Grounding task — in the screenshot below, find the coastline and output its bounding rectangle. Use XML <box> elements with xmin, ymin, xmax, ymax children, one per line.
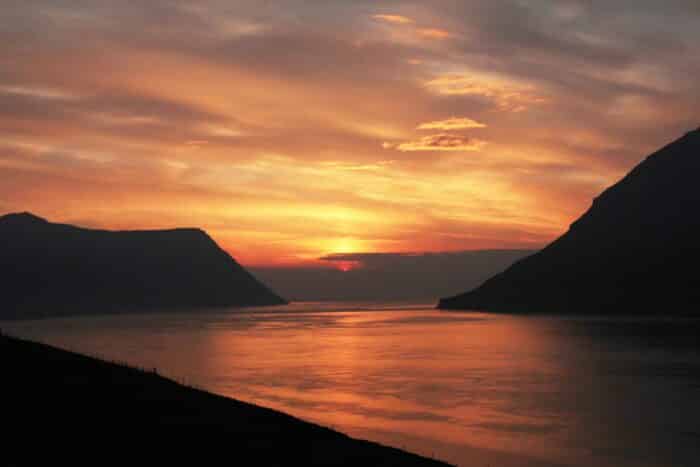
<box><xmin>2</xmin><ymin>332</ymin><xmax>449</xmax><ymax>466</ymax></box>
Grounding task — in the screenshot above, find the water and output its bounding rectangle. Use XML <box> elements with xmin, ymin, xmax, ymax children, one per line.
<box><xmin>3</xmin><ymin>302</ymin><xmax>700</xmax><ymax>467</ymax></box>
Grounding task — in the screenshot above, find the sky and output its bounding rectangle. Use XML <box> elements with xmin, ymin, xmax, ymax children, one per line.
<box><xmin>1</xmin><ymin>0</ymin><xmax>699</xmax><ymax>267</ymax></box>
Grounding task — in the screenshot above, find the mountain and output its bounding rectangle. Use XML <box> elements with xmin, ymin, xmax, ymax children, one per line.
<box><xmin>439</xmin><ymin>128</ymin><xmax>700</xmax><ymax>314</ymax></box>
<box><xmin>0</xmin><ymin>213</ymin><xmax>286</xmax><ymax>319</ymax></box>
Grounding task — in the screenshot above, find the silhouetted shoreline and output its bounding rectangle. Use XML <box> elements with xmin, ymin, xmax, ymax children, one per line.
<box><xmin>2</xmin><ymin>332</ymin><xmax>449</xmax><ymax>466</ymax></box>
<box><xmin>0</xmin><ymin>212</ymin><xmax>287</xmax><ymax>320</ymax></box>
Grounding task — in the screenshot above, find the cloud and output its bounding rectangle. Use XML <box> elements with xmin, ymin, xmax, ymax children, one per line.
<box><xmin>0</xmin><ymin>85</ymin><xmax>79</xmax><ymax>101</ymax></box>
<box><xmin>319</xmin><ymin>250</ymin><xmax>533</xmax><ymax>267</ymax></box>
<box><xmin>320</xmin><ymin>160</ymin><xmax>396</xmax><ymax>172</ymax></box>
<box><xmin>417</xmin><ymin>117</ymin><xmax>486</xmax><ymax>131</ymax></box>
<box><xmin>425</xmin><ymin>74</ymin><xmax>547</xmax><ymax>112</ymax></box>
<box><xmin>372</xmin><ymin>14</ymin><xmax>414</xmax><ymax>25</ymax></box>
<box><xmin>385</xmin><ymin>134</ymin><xmax>486</xmax><ymax>152</ymax></box>
<box><xmin>416</xmin><ymin>28</ymin><xmax>451</xmax><ymax>39</ymax></box>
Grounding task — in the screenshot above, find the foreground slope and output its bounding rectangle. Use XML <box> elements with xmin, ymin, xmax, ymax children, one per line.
<box><xmin>0</xmin><ymin>212</ymin><xmax>286</xmax><ymax>319</ymax></box>
<box><xmin>1</xmin><ymin>333</ymin><xmax>449</xmax><ymax>466</ymax></box>
<box><xmin>439</xmin><ymin>128</ymin><xmax>700</xmax><ymax>313</ymax></box>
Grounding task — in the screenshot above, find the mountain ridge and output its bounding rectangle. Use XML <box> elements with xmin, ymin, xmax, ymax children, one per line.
<box><xmin>438</xmin><ymin>127</ymin><xmax>700</xmax><ymax>314</ymax></box>
<box><xmin>0</xmin><ymin>212</ymin><xmax>287</xmax><ymax>320</ymax></box>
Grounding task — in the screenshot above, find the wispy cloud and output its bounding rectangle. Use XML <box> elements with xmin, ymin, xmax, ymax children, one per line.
<box><xmin>372</xmin><ymin>13</ymin><xmax>450</xmax><ymax>42</ymax></box>
<box><xmin>320</xmin><ymin>160</ymin><xmax>396</xmax><ymax>172</ymax></box>
<box><xmin>0</xmin><ymin>85</ymin><xmax>79</xmax><ymax>101</ymax></box>
<box><xmin>416</xmin><ymin>28</ymin><xmax>451</xmax><ymax>39</ymax></box>
<box><xmin>417</xmin><ymin>117</ymin><xmax>486</xmax><ymax>131</ymax></box>
<box><xmin>385</xmin><ymin>134</ymin><xmax>486</xmax><ymax>152</ymax></box>
<box><xmin>372</xmin><ymin>14</ymin><xmax>414</xmax><ymax>25</ymax></box>
<box><xmin>425</xmin><ymin>74</ymin><xmax>546</xmax><ymax>112</ymax></box>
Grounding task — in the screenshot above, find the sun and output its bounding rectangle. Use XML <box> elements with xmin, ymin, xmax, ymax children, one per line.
<box><xmin>322</xmin><ymin>237</ymin><xmax>365</xmax><ymax>272</ymax></box>
<box><xmin>335</xmin><ymin>261</ymin><xmax>359</xmax><ymax>272</ymax></box>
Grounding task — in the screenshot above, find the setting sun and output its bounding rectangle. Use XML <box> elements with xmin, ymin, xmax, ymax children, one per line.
<box><xmin>335</xmin><ymin>261</ymin><xmax>360</xmax><ymax>272</ymax></box>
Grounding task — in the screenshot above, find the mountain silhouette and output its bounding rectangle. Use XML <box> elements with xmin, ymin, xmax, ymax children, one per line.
<box><xmin>439</xmin><ymin>127</ymin><xmax>700</xmax><ymax>313</ymax></box>
<box><xmin>0</xmin><ymin>213</ymin><xmax>286</xmax><ymax>319</ymax></box>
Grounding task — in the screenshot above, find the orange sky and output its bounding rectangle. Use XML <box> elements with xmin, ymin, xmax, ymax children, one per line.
<box><xmin>1</xmin><ymin>1</ymin><xmax>698</xmax><ymax>266</ymax></box>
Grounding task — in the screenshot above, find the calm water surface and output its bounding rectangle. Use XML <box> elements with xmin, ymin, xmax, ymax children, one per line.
<box><xmin>4</xmin><ymin>302</ymin><xmax>700</xmax><ymax>467</ymax></box>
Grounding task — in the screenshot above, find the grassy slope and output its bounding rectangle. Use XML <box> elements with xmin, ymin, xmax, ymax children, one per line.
<box><xmin>2</xmin><ymin>333</ymin><xmax>450</xmax><ymax>466</ymax></box>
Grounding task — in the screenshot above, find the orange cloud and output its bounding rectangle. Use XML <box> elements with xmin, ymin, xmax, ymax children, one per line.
<box><xmin>372</xmin><ymin>14</ymin><xmax>414</xmax><ymax>25</ymax></box>
<box><xmin>417</xmin><ymin>117</ymin><xmax>487</xmax><ymax>131</ymax></box>
<box><xmin>0</xmin><ymin>85</ymin><xmax>78</xmax><ymax>101</ymax></box>
<box><xmin>417</xmin><ymin>28</ymin><xmax>451</xmax><ymax>39</ymax></box>
<box><xmin>425</xmin><ymin>74</ymin><xmax>547</xmax><ymax>112</ymax></box>
<box><xmin>386</xmin><ymin>134</ymin><xmax>487</xmax><ymax>152</ymax></box>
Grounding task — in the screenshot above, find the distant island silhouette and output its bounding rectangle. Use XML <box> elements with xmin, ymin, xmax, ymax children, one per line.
<box><xmin>2</xmin><ymin>333</ymin><xmax>449</xmax><ymax>466</ymax></box>
<box><xmin>252</xmin><ymin>249</ymin><xmax>535</xmax><ymax>302</ymax></box>
<box><xmin>0</xmin><ymin>212</ymin><xmax>286</xmax><ymax>319</ymax></box>
<box><xmin>439</xmin><ymin>127</ymin><xmax>700</xmax><ymax>313</ymax></box>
